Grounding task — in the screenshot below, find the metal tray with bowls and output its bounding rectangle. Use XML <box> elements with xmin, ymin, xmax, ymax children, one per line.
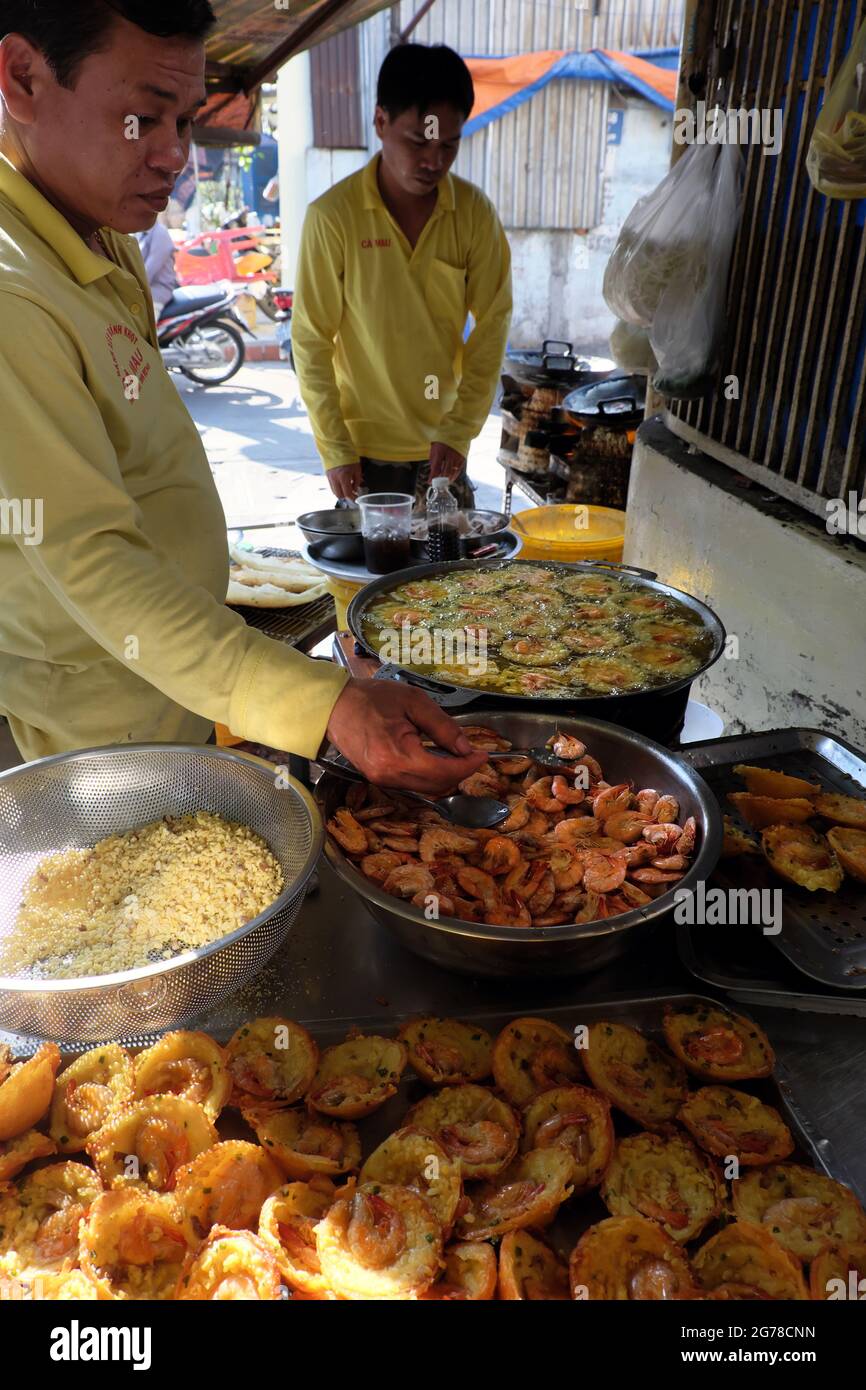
<box><xmin>347</xmin><ymin>557</ymin><xmax>726</xmax><ymax>745</ymax></box>
<box><xmin>681</xmin><ymin>728</ymin><xmax>866</xmax><ymax>993</ymax></box>
<box><xmin>0</xmin><ymin>745</ymin><xmax>322</xmax><ymax>1046</ymax></box>
<box><xmin>317</xmin><ymin>711</ymin><xmax>722</xmax><ymax>980</ymax></box>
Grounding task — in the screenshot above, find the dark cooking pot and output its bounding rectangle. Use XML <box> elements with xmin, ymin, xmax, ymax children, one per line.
<box><xmin>346</xmin><ymin>558</ymin><xmax>726</xmax><ymax>747</ymax></box>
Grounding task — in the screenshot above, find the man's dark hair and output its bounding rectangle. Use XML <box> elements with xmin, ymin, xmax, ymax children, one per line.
<box><xmin>0</xmin><ymin>0</ymin><xmax>216</xmax><ymax>87</ymax></box>
<box><xmin>377</xmin><ymin>43</ymin><xmax>474</xmax><ymax>121</ymax></box>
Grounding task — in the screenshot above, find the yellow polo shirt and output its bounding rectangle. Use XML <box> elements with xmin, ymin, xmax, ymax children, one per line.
<box><xmin>0</xmin><ymin>154</ymin><xmax>347</xmax><ymax>762</ymax></box>
<box><xmin>292</xmin><ymin>153</ymin><xmax>512</xmax><ymax>472</ymax></box>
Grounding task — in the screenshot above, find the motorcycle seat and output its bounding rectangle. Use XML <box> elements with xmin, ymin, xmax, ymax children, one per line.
<box><xmin>159</xmin><ymin>286</ymin><xmax>228</xmax><ymax>318</ymax></box>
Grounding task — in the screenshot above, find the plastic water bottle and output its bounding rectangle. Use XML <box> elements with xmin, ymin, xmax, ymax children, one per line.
<box><xmin>426</xmin><ymin>476</ymin><xmax>461</xmax><ymax>562</ymax></box>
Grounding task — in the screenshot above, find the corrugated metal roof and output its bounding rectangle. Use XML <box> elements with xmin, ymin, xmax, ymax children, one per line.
<box><xmin>206</xmin><ymin>0</ymin><xmax>395</xmax><ymax>93</ymax></box>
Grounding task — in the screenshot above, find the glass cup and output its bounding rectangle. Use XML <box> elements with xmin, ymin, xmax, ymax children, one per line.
<box><xmin>357</xmin><ymin>492</ymin><xmax>413</xmax><ymax>574</ymax></box>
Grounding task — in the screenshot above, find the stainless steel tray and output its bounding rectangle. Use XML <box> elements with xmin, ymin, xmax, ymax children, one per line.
<box><xmin>8</xmin><ymin>992</ymin><xmax>857</xmax><ymax>1258</ymax></box>
<box><xmin>682</xmin><ymin>728</ymin><xmax>866</xmax><ymax>991</ymax></box>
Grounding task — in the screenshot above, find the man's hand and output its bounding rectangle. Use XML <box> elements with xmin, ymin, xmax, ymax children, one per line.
<box><xmin>327</xmin><ymin>463</ymin><xmax>363</xmax><ymax>501</ymax></box>
<box><xmin>428</xmin><ymin>442</ymin><xmax>466</xmax><ymax>483</ymax></box>
<box><xmin>325</xmin><ymin>677</ymin><xmax>488</xmax><ymax>794</ymax></box>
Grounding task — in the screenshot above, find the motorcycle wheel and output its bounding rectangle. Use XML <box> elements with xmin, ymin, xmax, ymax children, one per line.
<box><xmin>180</xmin><ymin>319</ymin><xmax>245</xmax><ymax>386</ymax></box>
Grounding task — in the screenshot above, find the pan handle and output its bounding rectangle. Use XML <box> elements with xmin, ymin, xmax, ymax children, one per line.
<box><xmin>373</xmin><ymin>664</ymin><xmax>479</xmax><ymax>707</ymax></box>
<box><xmin>542</xmin><ymin>339</ymin><xmax>573</xmax><ymax>355</ymax></box>
<box><xmin>572</xmin><ymin>558</ymin><xmax>658</xmax><ymax>581</ymax></box>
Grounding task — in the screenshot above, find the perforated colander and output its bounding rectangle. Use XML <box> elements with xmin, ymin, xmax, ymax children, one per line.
<box><xmin>0</xmin><ymin>744</ymin><xmax>322</xmax><ymax>1045</ymax></box>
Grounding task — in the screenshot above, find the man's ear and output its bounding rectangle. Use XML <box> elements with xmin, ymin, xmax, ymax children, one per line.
<box><xmin>373</xmin><ymin>106</ymin><xmax>388</xmax><ymax>138</ymax></box>
<box><xmin>0</xmin><ymin>34</ymin><xmax>49</xmax><ymax>124</ymax></box>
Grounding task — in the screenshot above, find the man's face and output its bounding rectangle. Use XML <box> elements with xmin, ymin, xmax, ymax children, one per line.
<box><xmin>3</xmin><ymin>16</ymin><xmax>206</xmax><ymax>232</ymax></box>
<box><xmin>374</xmin><ymin>101</ymin><xmax>463</xmax><ymax>197</ymax></box>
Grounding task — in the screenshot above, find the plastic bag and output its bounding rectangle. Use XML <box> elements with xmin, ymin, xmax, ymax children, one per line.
<box><xmin>807</xmin><ymin>18</ymin><xmax>866</xmax><ymax>198</ymax></box>
<box><xmin>603</xmin><ymin>143</ymin><xmax>721</xmax><ymax>328</ymax></box>
<box><xmin>609</xmin><ymin>318</ymin><xmax>657</xmax><ymax>375</ymax></box>
<box><xmin>649</xmin><ymin>143</ymin><xmax>743</xmax><ymax>397</ymax></box>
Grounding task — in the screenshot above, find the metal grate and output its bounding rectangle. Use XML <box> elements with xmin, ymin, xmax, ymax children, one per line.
<box><xmin>231</xmin><ymin>547</ymin><xmax>336</xmax><ymax>648</ymax></box>
<box><xmin>668</xmin><ymin>0</ymin><xmax>866</xmax><ymax>520</ymax></box>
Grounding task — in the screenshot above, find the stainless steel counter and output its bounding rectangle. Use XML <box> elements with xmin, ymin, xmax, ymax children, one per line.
<box><xmin>193</xmin><ymin>860</ymin><xmax>866</xmax><ymax>1200</ymax></box>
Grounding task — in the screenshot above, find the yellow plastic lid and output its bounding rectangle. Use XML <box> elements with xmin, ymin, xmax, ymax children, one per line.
<box><xmin>509</xmin><ymin>505</ymin><xmax>626</xmax><ymax>562</ymax></box>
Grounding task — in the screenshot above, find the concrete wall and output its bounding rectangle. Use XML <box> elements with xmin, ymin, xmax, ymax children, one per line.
<box><xmin>508</xmin><ymin>99</ymin><xmax>673</xmax><ymax>351</ymax></box>
<box><xmin>624</xmin><ymin>418</ymin><xmax>866</xmax><ymax>745</ymax></box>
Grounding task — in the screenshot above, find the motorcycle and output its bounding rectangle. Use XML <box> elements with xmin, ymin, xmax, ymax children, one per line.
<box><xmin>272</xmin><ymin>286</ymin><xmax>294</xmax><ymax>370</ymax></box>
<box><xmin>157</xmin><ymin>281</ymin><xmax>254</xmax><ymax>386</ymax></box>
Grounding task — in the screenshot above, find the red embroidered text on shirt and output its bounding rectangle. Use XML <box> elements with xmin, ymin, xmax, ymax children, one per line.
<box><xmin>360</xmin><ymin>239</ymin><xmax>391</xmax><ymax>248</ymax></box>
<box><xmin>105</xmin><ymin>322</ymin><xmax>151</xmax><ymax>399</ymax></box>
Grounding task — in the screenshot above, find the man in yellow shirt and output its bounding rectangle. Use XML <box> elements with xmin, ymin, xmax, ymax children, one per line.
<box><xmin>0</xmin><ymin>2</ymin><xmax>486</xmax><ymax>791</ymax></box>
<box><xmin>293</xmin><ymin>43</ymin><xmax>513</xmax><ymax>504</ymax></box>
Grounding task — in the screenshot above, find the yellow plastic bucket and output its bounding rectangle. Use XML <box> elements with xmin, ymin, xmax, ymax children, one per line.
<box><xmin>510</xmin><ymin>505</ymin><xmax>626</xmax><ymax>564</ymax></box>
<box><xmin>324</xmin><ymin>574</ymin><xmax>366</xmax><ymax>630</ymax></box>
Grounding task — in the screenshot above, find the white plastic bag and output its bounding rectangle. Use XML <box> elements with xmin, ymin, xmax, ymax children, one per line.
<box><xmin>603</xmin><ymin>143</ymin><xmax>720</xmax><ymax>329</ymax></box>
<box><xmin>609</xmin><ymin>318</ymin><xmax>657</xmax><ymax>375</ymax></box>
<box><xmin>650</xmin><ymin>143</ymin><xmax>743</xmax><ymax>397</ymax></box>
<box><xmin>807</xmin><ymin>18</ymin><xmax>866</xmax><ymax>198</ymax></box>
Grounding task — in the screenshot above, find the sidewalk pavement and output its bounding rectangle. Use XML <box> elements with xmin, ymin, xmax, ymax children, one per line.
<box><xmin>179</xmin><ymin>359</ymin><xmax>534</xmax><ymax>546</ymax></box>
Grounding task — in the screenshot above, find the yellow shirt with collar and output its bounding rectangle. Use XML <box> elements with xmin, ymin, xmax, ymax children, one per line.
<box><xmin>292</xmin><ymin>153</ymin><xmax>512</xmax><ymax>472</ymax></box>
<box><xmin>0</xmin><ymin>153</ymin><xmax>347</xmax><ymax>762</ymax></box>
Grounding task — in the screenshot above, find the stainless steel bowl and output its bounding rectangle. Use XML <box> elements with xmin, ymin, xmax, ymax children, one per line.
<box><xmin>318</xmin><ymin>712</ymin><xmax>722</xmax><ymax>979</ymax></box>
<box><xmin>0</xmin><ymin>744</ymin><xmax>322</xmax><ymax>1045</ymax></box>
<box><xmin>297</xmin><ymin>508</ymin><xmax>364</xmax><ymax>563</ymax></box>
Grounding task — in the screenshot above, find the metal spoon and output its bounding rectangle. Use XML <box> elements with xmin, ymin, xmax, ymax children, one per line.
<box><xmin>486</xmin><ymin>746</ymin><xmax>589</xmax><ymax>775</ymax></box>
<box><xmin>316</xmin><ymin>756</ymin><xmax>511</xmax><ymax>829</ymax></box>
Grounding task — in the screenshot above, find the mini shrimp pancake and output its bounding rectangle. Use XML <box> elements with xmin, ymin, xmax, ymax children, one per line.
<box><xmin>632</xmin><ymin>617</ymin><xmax>703</xmax><ymax>646</ymax></box>
<box><xmin>173</xmin><ymin>1141</ymin><xmax>283</xmax><ymax>1243</ymax></box>
<box><xmin>315</xmin><ymin>1182</ymin><xmax>443</xmax><ymax>1301</ymax></box>
<box><xmin>242</xmin><ymin>1105</ymin><xmax>360</xmax><ymax>1179</ymax></box>
<box><xmin>307</xmin><ymin>1035</ymin><xmax>407</xmax><ymax>1119</ymax></box>
<box><xmin>422</xmin><ymin>1241</ymin><xmax>497</xmax><ymax>1300</ymax></box>
<box><xmin>600</xmin><ymin>1133</ymin><xmax>724</xmax><ymax>1243</ymax></box>
<box><xmin>0</xmin><ymin>1162</ymin><xmax>103</xmax><ymax>1277</ymax></box>
<box><xmin>86</xmin><ymin>1095</ymin><xmax>217</xmax><ymax>1192</ymax></box>
<box><xmin>520</xmin><ymin>1084</ymin><xmax>614</xmax><ymax>1195</ymax></box>
<box><xmin>692</xmin><ymin>1221</ymin><xmax>808</xmax><ymax>1300</ymax></box>
<box><xmin>662</xmin><ymin>1004</ymin><xmax>775</xmax><ymax>1082</ymax></box>
<box><xmin>492</xmin><ymin>1017</ymin><xmax>583</xmax><ymax>1107</ymax></box>
<box><xmin>80</xmin><ymin>1188</ymin><xmax>192</xmax><ymax>1300</ymax></box>
<box><xmin>258</xmin><ymin>1180</ymin><xmax>336</xmax><ymax>1298</ymax></box>
<box><xmin>582</xmin><ymin>1022</ymin><xmax>687</xmax><ymax>1130</ymax></box>
<box><xmin>226</xmin><ymin>1017</ymin><xmax>318</xmax><ymax>1107</ymax></box>
<box><xmin>51</xmin><ymin>1044</ymin><xmax>133</xmax><ymax>1153</ymax></box>
<box><xmin>732</xmin><ymin>764</ymin><xmax>821</xmax><ymax>799</ymax></box>
<box><xmin>731</xmin><ymin>1163</ymin><xmax>866</xmax><ymax>1262</ymax></box>
<box><xmin>30</xmin><ymin>1269</ymin><xmax>104</xmax><ymax>1300</ymax></box>
<box><xmin>405</xmin><ymin>1084</ymin><xmax>519</xmax><ymax>1180</ymax></box>
<box><xmin>727</xmin><ymin>792</ymin><xmax>815</xmax><ymax>830</ymax></box>
<box><xmin>561</xmin><ymin>624</ymin><xmax>625</xmax><ymax>654</ymax></box>
<box><xmin>761</xmin><ymin>824</ymin><xmax>844</xmax><ymax>892</ymax></box>
<box><xmin>133</xmin><ymin>1031</ymin><xmax>231</xmax><ymax>1122</ymax></box>
<box><xmin>360</xmin><ymin>1128</ymin><xmax>461</xmax><ymax>1237</ymax></box>
<box><xmin>399</xmin><ymin>1017</ymin><xmax>493</xmax><ymax>1085</ymax></box>
<box><xmin>175</xmin><ymin>1227</ymin><xmax>284</xmax><ymax>1300</ymax></box>
<box><xmin>0</xmin><ymin>1129</ymin><xmax>56</xmax><ymax>1182</ymax></box>
<box><xmin>0</xmin><ymin>1043</ymin><xmax>61</xmax><ymax>1141</ymax></box>
<box><xmin>627</xmin><ymin>643</ymin><xmax>700</xmax><ymax>679</ymax></box>
<box><xmin>678</xmin><ymin>1086</ymin><xmax>794</xmax><ymax>1166</ymax></box>
<box><xmin>498</xmin><ymin>1230</ymin><xmax>570</xmax><ymax>1300</ymax></box>
<box><xmin>809</xmin><ymin>1241</ymin><xmax>866</xmax><ymax>1300</ymax></box>
<box><xmin>456</xmin><ymin>1147</ymin><xmax>573</xmax><ymax>1240</ymax></box>
<box><xmin>614</xmin><ymin>590</ymin><xmax>671</xmax><ymax>614</ymax></box>
<box><xmin>566</xmin><ymin>655</ymin><xmax>646</xmax><ymax>693</ymax></box>
<box><xmin>826</xmin><ymin>826</ymin><xmax>866</xmax><ymax>883</ymax></box>
<box><xmin>499</xmin><ymin>637</ymin><xmax>569</xmax><ymax>667</ymax></box>
<box><xmin>569</xmin><ymin>1215</ymin><xmax>697</xmax><ymax>1300</ymax></box>
<box><xmin>813</xmin><ymin>791</ymin><xmax>866</xmax><ymax>829</ymax></box>
<box><xmin>558</xmin><ymin>574</ymin><xmax>622</xmax><ymax>597</ymax></box>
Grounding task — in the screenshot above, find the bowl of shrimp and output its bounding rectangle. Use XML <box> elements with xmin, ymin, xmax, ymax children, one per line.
<box><xmin>318</xmin><ymin>713</ymin><xmax>723</xmax><ymax>978</ymax></box>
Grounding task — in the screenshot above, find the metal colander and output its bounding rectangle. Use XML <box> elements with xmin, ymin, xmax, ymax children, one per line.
<box><xmin>0</xmin><ymin>744</ymin><xmax>322</xmax><ymax>1046</ymax></box>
